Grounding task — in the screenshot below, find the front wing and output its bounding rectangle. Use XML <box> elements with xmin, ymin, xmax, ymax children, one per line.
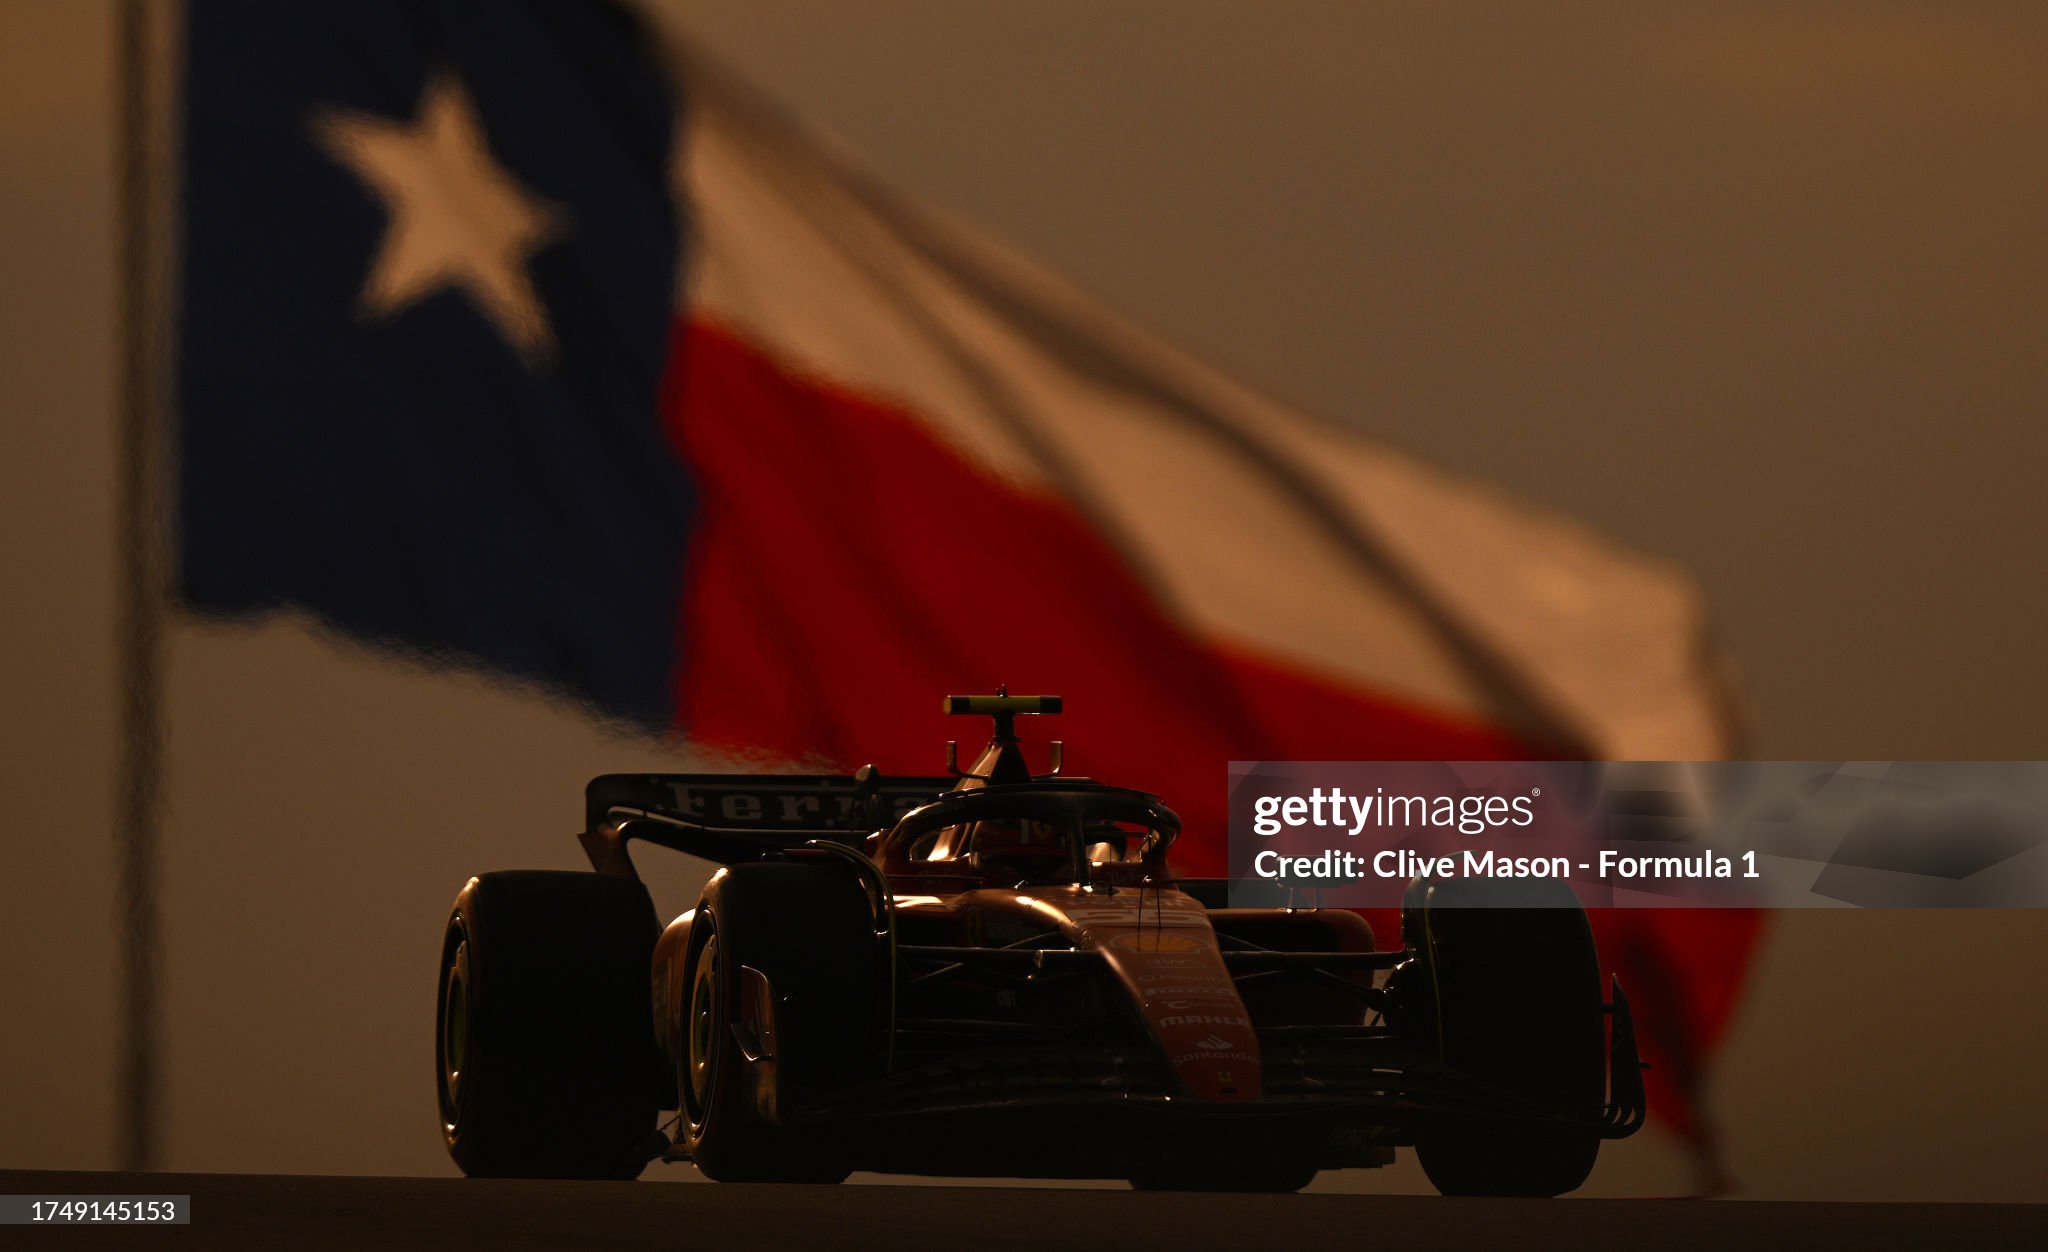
<box><xmin>668</xmin><ymin>971</ymin><xmax>1646</xmax><ymax>1176</ymax></box>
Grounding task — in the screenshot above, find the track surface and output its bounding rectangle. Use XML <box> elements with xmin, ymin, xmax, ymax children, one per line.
<box><xmin>3</xmin><ymin>1171</ymin><xmax>2044</xmax><ymax>1250</ymax></box>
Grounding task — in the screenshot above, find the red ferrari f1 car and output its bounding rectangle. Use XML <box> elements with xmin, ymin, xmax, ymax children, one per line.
<box><xmin>435</xmin><ymin>695</ymin><xmax>1644</xmax><ymax>1194</ymax></box>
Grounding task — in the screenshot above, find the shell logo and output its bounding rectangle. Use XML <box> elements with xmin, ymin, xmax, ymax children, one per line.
<box><xmin>1108</xmin><ymin>930</ymin><xmax>1207</xmax><ymax>953</ymax></box>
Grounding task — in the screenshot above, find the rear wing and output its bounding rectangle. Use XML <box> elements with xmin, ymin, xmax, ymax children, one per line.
<box><xmin>580</xmin><ymin>771</ymin><xmax>955</xmax><ymax>876</ymax></box>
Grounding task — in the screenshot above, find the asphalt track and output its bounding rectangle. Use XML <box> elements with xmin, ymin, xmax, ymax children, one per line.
<box><xmin>4</xmin><ymin>1171</ymin><xmax>2044</xmax><ymax>1250</ymax></box>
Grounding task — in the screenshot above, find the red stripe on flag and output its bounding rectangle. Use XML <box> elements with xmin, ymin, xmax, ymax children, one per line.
<box><xmin>661</xmin><ymin>315</ymin><xmax>1758</xmax><ymax>1151</ymax></box>
<box><xmin>662</xmin><ymin>318</ymin><xmax>1526</xmax><ymax>786</ymax></box>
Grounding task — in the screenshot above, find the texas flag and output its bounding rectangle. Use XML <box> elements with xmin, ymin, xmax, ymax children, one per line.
<box><xmin>178</xmin><ymin>1</ymin><xmax>1757</xmax><ymax>1168</ymax></box>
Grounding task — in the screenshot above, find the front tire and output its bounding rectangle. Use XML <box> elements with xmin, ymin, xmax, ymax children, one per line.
<box><xmin>681</xmin><ymin>861</ymin><xmax>884</xmax><ymax>1183</ymax></box>
<box><xmin>1403</xmin><ymin>876</ymin><xmax>1605</xmax><ymax>1197</ymax></box>
<box><xmin>437</xmin><ymin>871</ymin><xmax>662</xmax><ymax>1179</ymax></box>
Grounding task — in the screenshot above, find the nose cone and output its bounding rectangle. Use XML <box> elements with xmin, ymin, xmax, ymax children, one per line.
<box><xmin>1091</xmin><ymin>923</ymin><xmax>1262</xmax><ymax>1102</ymax></box>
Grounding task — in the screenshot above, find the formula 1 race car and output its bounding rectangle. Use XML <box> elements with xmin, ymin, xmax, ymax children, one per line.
<box><xmin>434</xmin><ymin>694</ymin><xmax>1644</xmax><ymax>1194</ymax></box>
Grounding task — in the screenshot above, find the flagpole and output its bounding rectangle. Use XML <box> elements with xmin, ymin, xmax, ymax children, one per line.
<box><xmin>115</xmin><ymin>0</ymin><xmax>167</xmax><ymax>1173</ymax></box>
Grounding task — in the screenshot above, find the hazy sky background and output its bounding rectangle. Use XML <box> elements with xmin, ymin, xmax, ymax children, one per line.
<box><xmin>2</xmin><ymin>0</ymin><xmax>2045</xmax><ymax>1200</ymax></box>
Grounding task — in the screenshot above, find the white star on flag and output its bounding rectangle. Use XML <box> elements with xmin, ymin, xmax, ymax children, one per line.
<box><xmin>314</xmin><ymin>74</ymin><xmax>567</xmax><ymax>360</ymax></box>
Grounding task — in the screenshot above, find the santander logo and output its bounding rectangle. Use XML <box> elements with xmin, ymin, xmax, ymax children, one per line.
<box><xmin>1192</xmin><ymin>1033</ymin><xmax>1236</xmax><ymax>1051</ymax></box>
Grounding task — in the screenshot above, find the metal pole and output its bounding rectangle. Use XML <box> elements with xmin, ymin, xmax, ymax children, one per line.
<box><xmin>114</xmin><ymin>0</ymin><xmax>165</xmax><ymax>1173</ymax></box>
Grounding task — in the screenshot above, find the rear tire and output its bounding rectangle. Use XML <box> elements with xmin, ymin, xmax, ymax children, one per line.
<box><xmin>1404</xmin><ymin>876</ymin><xmax>1605</xmax><ymax>1197</ymax></box>
<box><xmin>437</xmin><ymin>871</ymin><xmax>662</xmax><ymax>1179</ymax></box>
<box><xmin>681</xmin><ymin>862</ymin><xmax>884</xmax><ymax>1183</ymax></box>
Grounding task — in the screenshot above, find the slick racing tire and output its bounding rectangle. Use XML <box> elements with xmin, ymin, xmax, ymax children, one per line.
<box><xmin>437</xmin><ymin>871</ymin><xmax>663</xmax><ymax>1179</ymax></box>
<box><xmin>681</xmin><ymin>862</ymin><xmax>884</xmax><ymax>1183</ymax></box>
<box><xmin>1403</xmin><ymin>876</ymin><xmax>1605</xmax><ymax>1198</ymax></box>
